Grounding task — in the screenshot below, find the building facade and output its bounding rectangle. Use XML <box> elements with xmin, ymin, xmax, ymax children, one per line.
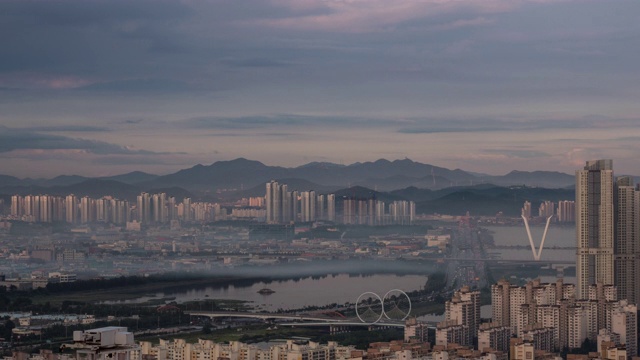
<box><xmin>576</xmin><ymin>159</ymin><xmax>614</xmax><ymax>299</ymax></box>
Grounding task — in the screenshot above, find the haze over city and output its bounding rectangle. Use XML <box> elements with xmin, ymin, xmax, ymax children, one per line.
<box><xmin>2</xmin><ymin>0</ymin><xmax>640</xmax><ymax>177</ymax></box>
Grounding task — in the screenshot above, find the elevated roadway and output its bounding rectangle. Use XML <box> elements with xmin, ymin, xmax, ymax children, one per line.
<box><xmin>186</xmin><ymin>311</ymin><xmax>440</xmax><ymax>332</ymax></box>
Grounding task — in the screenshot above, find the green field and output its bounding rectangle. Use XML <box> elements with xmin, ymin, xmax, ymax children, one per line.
<box><xmin>137</xmin><ymin>324</ymin><xmax>323</xmax><ymax>344</ymax></box>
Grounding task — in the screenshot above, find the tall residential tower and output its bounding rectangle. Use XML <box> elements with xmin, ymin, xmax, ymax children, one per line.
<box><xmin>614</xmin><ymin>176</ymin><xmax>640</xmax><ymax>305</ymax></box>
<box><xmin>576</xmin><ymin>159</ymin><xmax>614</xmax><ymax>300</ymax></box>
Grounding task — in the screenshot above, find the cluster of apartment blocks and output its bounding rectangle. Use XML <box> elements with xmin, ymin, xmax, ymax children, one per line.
<box><xmin>429</xmin><ymin>279</ymin><xmax>637</xmax><ymax>358</ymax></box>
<box><xmin>265</xmin><ymin>181</ymin><xmax>337</xmax><ymax>224</ymax></box>
<box><xmin>137</xmin><ymin>339</ymin><xmax>359</xmax><ymax>360</ymax></box>
<box><xmin>521</xmin><ymin>200</ymin><xmax>575</xmax><ymax>223</ymax></box>
<box><xmin>265</xmin><ymin>181</ymin><xmax>415</xmax><ymax>225</ymax></box>
<box><xmin>10</xmin><ymin>194</ymin><xmax>132</xmax><ymax>224</ymax></box>
<box><xmin>9</xmin><ymin>182</ymin><xmax>416</xmax><ymax>227</ymax></box>
<box><xmin>9</xmin><ymin>322</ymin><xmax>636</xmax><ymax>360</ymax></box>
<box><xmin>342</xmin><ymin>198</ymin><xmax>415</xmax><ymax>226</ymax></box>
<box><xmin>8</xmin><ymin>193</ymin><xmax>254</xmax><ymax>226</ymax></box>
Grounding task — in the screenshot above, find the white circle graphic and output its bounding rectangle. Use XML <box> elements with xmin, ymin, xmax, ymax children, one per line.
<box><xmin>355</xmin><ymin>289</ymin><xmax>412</xmax><ymax>324</ymax></box>
<box><xmin>355</xmin><ymin>292</ymin><xmax>384</xmax><ymax>324</ymax></box>
<box><xmin>382</xmin><ymin>289</ymin><xmax>412</xmax><ymax>321</ymax></box>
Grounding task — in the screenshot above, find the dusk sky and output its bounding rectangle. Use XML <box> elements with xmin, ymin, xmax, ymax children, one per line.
<box><xmin>2</xmin><ymin>0</ymin><xmax>640</xmax><ymax>178</ymax></box>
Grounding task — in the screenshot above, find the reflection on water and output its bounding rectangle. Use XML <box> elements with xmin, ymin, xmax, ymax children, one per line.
<box><xmin>105</xmin><ymin>274</ymin><xmax>428</xmax><ymax>311</ymax></box>
<box><xmin>485</xmin><ymin>225</ymin><xmax>575</xmax><ymax>247</ymax></box>
<box><xmin>485</xmin><ymin>225</ymin><xmax>576</xmax><ymax>262</ymax></box>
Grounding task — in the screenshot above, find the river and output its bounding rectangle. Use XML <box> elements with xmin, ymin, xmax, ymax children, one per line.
<box><xmin>104</xmin><ymin>273</ymin><xmax>428</xmax><ymax>311</ymax></box>
<box><xmin>484</xmin><ymin>224</ymin><xmax>575</xmax><ymax>262</ymax></box>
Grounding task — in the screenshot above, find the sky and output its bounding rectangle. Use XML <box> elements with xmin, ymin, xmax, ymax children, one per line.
<box><xmin>2</xmin><ymin>0</ymin><xmax>640</xmax><ymax>178</ymax></box>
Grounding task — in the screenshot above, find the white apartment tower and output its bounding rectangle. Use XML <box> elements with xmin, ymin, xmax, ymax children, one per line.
<box><xmin>327</xmin><ymin>194</ymin><xmax>335</xmax><ymax>222</ymax></box>
<box><xmin>611</xmin><ymin>300</ymin><xmax>638</xmax><ymax>357</ymax></box>
<box><xmin>478</xmin><ymin>322</ymin><xmax>511</xmax><ymax>352</ymax></box>
<box><xmin>444</xmin><ymin>286</ymin><xmax>480</xmax><ymax>346</ymax></box>
<box><xmin>521</xmin><ymin>201</ymin><xmax>532</xmax><ymax>219</ymax></box>
<box><xmin>614</xmin><ymin>176</ymin><xmax>640</xmax><ymax>305</ymax></box>
<box><xmin>576</xmin><ymin>159</ymin><xmax>614</xmax><ymax>299</ymax></box>
<box><xmin>557</xmin><ymin>200</ymin><xmax>575</xmax><ymax>223</ymax></box>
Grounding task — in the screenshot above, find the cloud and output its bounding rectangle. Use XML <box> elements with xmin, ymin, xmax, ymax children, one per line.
<box><xmin>182</xmin><ymin>114</ymin><xmax>401</xmax><ymax>130</ymax></box>
<box><xmin>75</xmin><ymin>78</ymin><xmax>199</xmax><ymax>93</ymax></box>
<box><xmin>397</xmin><ymin>117</ymin><xmax>640</xmax><ymax>134</ymax></box>
<box><xmin>22</xmin><ymin>125</ymin><xmax>111</xmax><ymax>132</ymax></box>
<box><xmin>91</xmin><ymin>155</ymin><xmax>188</xmax><ymax>166</ymax></box>
<box><xmin>222</xmin><ymin>58</ymin><xmax>293</xmax><ymax>68</ymax></box>
<box><xmin>1</xmin><ymin>0</ymin><xmax>640</xmax><ymax>178</ymax></box>
<box><xmin>0</xmin><ymin>127</ymin><xmax>158</xmax><ymax>155</ymax></box>
<box><xmin>259</xmin><ymin>0</ymin><xmax>513</xmax><ymax>33</ymax></box>
<box><xmin>0</xmin><ymin>73</ymin><xmax>92</xmax><ymax>90</ymax></box>
<box><xmin>565</xmin><ymin>148</ymin><xmax>604</xmax><ymax>168</ymax></box>
<box><xmin>483</xmin><ymin>149</ymin><xmax>551</xmax><ymax>158</ymax></box>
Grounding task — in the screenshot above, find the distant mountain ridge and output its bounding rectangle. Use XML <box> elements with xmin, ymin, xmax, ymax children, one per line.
<box><xmin>476</xmin><ymin>170</ymin><xmax>576</xmax><ymax>189</ymax></box>
<box><xmin>133</xmin><ymin>158</ymin><xmax>575</xmax><ymax>193</ymax></box>
<box><xmin>0</xmin><ymin>158</ymin><xmax>577</xmax><ymax>198</ymax></box>
<box><xmin>0</xmin><ymin>179</ymin><xmax>193</xmax><ymax>202</ymax></box>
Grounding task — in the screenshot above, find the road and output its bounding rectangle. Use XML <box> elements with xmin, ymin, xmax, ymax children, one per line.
<box><xmin>446</xmin><ymin>220</ymin><xmax>488</xmax><ymax>290</ymax></box>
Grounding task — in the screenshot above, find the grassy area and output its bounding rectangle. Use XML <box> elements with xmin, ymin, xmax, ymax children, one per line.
<box><xmin>411</xmin><ymin>301</ymin><xmax>445</xmax><ymax>316</ymax></box>
<box><xmin>137</xmin><ymin>324</ymin><xmax>324</xmax><ymax>344</ymax></box>
<box><xmin>30</xmin><ymin>279</ymin><xmax>255</xmax><ymax>306</ymax></box>
<box><xmin>31</xmin><ymin>280</ymin><xmax>193</xmax><ymax>304</ymax></box>
<box><xmin>183</xmin><ymin>299</ymin><xmax>254</xmax><ymax>312</ymax></box>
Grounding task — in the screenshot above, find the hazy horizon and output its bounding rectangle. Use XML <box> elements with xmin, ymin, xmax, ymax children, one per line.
<box><xmin>2</xmin><ymin>0</ymin><xmax>640</xmax><ymax>177</ymax></box>
<box><xmin>0</xmin><ymin>156</ymin><xmax>583</xmax><ymax>179</ymax></box>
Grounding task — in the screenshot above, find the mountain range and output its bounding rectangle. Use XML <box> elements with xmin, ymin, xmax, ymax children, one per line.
<box><xmin>0</xmin><ymin>158</ymin><xmax>576</xmax><ymax>195</ymax></box>
<box><xmin>0</xmin><ymin>158</ymin><xmax>581</xmax><ymax>216</ymax></box>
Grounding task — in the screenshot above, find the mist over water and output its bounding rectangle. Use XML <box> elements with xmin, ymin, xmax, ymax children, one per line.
<box><xmin>193</xmin><ymin>259</ymin><xmax>436</xmax><ymax>278</ymax></box>
<box><xmin>485</xmin><ymin>225</ymin><xmax>576</xmax><ymax>262</ymax></box>
<box><xmin>101</xmin><ymin>260</ymin><xmax>436</xmax><ymax>310</ymax></box>
<box><xmin>105</xmin><ymin>273</ymin><xmax>428</xmax><ymax>311</ymax></box>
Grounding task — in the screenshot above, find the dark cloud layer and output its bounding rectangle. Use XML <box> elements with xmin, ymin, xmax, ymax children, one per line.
<box><xmin>1</xmin><ymin>0</ymin><xmax>640</xmax><ymax>176</ymax></box>
<box><xmin>24</xmin><ymin>125</ymin><xmax>110</xmax><ymax>132</ymax></box>
<box><xmin>397</xmin><ymin>118</ymin><xmax>639</xmax><ymax>134</ymax></box>
<box><xmin>0</xmin><ymin>127</ymin><xmax>153</xmax><ymax>155</ymax></box>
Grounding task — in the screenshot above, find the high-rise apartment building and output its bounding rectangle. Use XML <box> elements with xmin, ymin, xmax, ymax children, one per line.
<box><xmin>490</xmin><ymin>278</ymin><xmax>628</xmax><ymax>351</ymax></box>
<box><xmin>478</xmin><ymin>323</ymin><xmax>511</xmax><ymax>352</ymax></box>
<box><xmin>611</xmin><ymin>300</ymin><xmax>638</xmax><ymax>357</ymax></box>
<box><xmin>538</xmin><ymin>201</ymin><xmax>555</xmax><ymax>218</ymax></box>
<box><xmin>327</xmin><ymin>194</ymin><xmax>336</xmax><ymax>222</ymax></box>
<box><xmin>266</xmin><ymin>181</ymin><xmax>288</xmax><ymax>223</ymax></box>
<box><xmin>65</xmin><ymin>194</ymin><xmax>78</xmax><ymax>224</ymax></box>
<box><xmin>182</xmin><ymin>198</ymin><xmax>192</xmax><ymax>222</ymax></box>
<box><xmin>576</xmin><ymin>159</ymin><xmax>614</xmax><ymax>299</ymax></box>
<box><xmin>441</xmin><ymin>286</ymin><xmax>480</xmax><ymax>346</ymax></box>
<box><xmin>80</xmin><ymin>196</ymin><xmax>96</xmax><ymax>224</ymax></box>
<box><xmin>521</xmin><ymin>201</ymin><xmax>532</xmax><ymax>219</ymax></box>
<box><xmin>575</xmin><ymin>160</ymin><xmax>640</xmax><ymax>307</ymax></box>
<box><xmin>265</xmin><ymin>181</ymin><xmax>335</xmax><ymax>224</ymax></box>
<box><xmin>614</xmin><ymin>176</ymin><xmax>640</xmax><ymax>305</ymax></box>
<box><xmin>557</xmin><ymin>200</ymin><xmax>575</xmax><ymax>223</ymax></box>
<box><xmin>317</xmin><ymin>194</ymin><xmax>325</xmax><ymax>220</ymax></box>
<box><xmin>137</xmin><ymin>192</ymin><xmax>151</xmax><ymax>224</ymax></box>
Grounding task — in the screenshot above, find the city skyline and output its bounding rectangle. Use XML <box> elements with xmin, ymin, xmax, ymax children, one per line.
<box><xmin>2</xmin><ymin>0</ymin><xmax>640</xmax><ymax>177</ymax></box>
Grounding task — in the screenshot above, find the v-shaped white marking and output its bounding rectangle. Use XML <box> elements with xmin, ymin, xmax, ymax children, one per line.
<box><xmin>522</xmin><ymin>215</ymin><xmax>552</xmax><ymax>261</ymax></box>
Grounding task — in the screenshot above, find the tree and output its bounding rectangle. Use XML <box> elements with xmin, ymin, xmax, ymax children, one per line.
<box><xmin>1</xmin><ymin>319</ymin><xmax>15</xmax><ymax>339</ymax></box>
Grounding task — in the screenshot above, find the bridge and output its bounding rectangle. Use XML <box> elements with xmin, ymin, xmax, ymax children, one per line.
<box><xmin>443</xmin><ymin>258</ymin><xmax>574</xmax><ymax>265</ymax></box>
<box><xmin>186</xmin><ymin>311</ymin><xmax>440</xmax><ymax>333</ymax></box>
<box><xmin>279</xmin><ymin>321</ymin><xmax>438</xmax><ymax>334</ymax></box>
<box><xmin>280</xmin><ymin>321</ymin><xmax>405</xmax><ymax>328</ymax></box>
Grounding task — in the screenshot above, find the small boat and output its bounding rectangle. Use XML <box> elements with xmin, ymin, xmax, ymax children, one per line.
<box><xmin>257</xmin><ymin>288</ymin><xmax>275</xmax><ymax>295</ymax></box>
